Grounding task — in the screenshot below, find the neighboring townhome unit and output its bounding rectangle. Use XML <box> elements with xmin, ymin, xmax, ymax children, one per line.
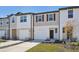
<box><xmin>34</xmin><ymin>11</ymin><xmax>60</xmax><ymax>41</ymax></box>
<box><xmin>59</xmin><ymin>6</ymin><xmax>79</xmax><ymax>41</ymax></box>
<box><xmin>0</xmin><ymin>17</ymin><xmax>9</xmax><ymax>39</ymax></box>
<box><xmin>9</xmin><ymin>12</ymin><xmax>34</xmax><ymax>41</ymax></box>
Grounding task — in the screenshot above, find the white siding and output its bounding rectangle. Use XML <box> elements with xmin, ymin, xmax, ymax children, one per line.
<box><xmin>60</xmin><ymin>8</ymin><xmax>79</xmax><ymax>40</ymax></box>
<box><xmin>17</xmin><ymin>15</ymin><xmax>32</xmax><ymax>29</ymax></box>
<box><xmin>34</xmin><ymin>25</ymin><xmax>59</xmax><ymax>41</ymax></box>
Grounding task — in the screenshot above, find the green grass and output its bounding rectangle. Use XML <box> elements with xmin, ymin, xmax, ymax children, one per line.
<box><xmin>0</xmin><ymin>39</ymin><xmax>6</xmax><ymax>43</ymax></box>
<box><xmin>27</xmin><ymin>43</ymin><xmax>69</xmax><ymax>52</ymax></box>
<box><xmin>27</xmin><ymin>43</ymin><xmax>79</xmax><ymax>52</ymax></box>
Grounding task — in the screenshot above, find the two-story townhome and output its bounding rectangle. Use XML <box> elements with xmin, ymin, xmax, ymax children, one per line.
<box><xmin>34</xmin><ymin>11</ymin><xmax>60</xmax><ymax>41</ymax></box>
<box><xmin>0</xmin><ymin>17</ymin><xmax>9</xmax><ymax>39</ymax></box>
<box><xmin>9</xmin><ymin>12</ymin><xmax>34</xmax><ymax>41</ymax></box>
<box><xmin>59</xmin><ymin>6</ymin><xmax>79</xmax><ymax>41</ymax></box>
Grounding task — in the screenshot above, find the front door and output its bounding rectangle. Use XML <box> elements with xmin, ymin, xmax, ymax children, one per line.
<box><xmin>12</xmin><ymin>29</ymin><xmax>16</xmax><ymax>39</ymax></box>
<box><xmin>50</xmin><ymin>30</ymin><xmax>54</xmax><ymax>39</ymax></box>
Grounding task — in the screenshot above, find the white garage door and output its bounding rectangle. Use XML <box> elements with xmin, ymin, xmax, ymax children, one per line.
<box><xmin>18</xmin><ymin>29</ymin><xmax>30</xmax><ymax>40</ymax></box>
<box><xmin>34</xmin><ymin>26</ymin><xmax>49</xmax><ymax>41</ymax></box>
<box><xmin>0</xmin><ymin>30</ymin><xmax>5</xmax><ymax>38</ymax></box>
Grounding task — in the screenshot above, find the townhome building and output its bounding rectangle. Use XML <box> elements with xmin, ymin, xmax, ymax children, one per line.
<box><xmin>0</xmin><ymin>6</ymin><xmax>79</xmax><ymax>42</ymax></box>
<box><xmin>0</xmin><ymin>17</ymin><xmax>9</xmax><ymax>39</ymax></box>
<box><xmin>34</xmin><ymin>11</ymin><xmax>59</xmax><ymax>41</ymax></box>
<box><xmin>9</xmin><ymin>12</ymin><xmax>34</xmax><ymax>41</ymax></box>
<box><xmin>59</xmin><ymin>6</ymin><xmax>79</xmax><ymax>41</ymax></box>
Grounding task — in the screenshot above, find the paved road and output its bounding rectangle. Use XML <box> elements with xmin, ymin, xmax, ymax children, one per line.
<box><xmin>0</xmin><ymin>41</ymin><xmax>39</xmax><ymax>52</ymax></box>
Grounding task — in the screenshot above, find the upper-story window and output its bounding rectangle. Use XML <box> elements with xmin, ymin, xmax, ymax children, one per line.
<box><xmin>36</xmin><ymin>15</ymin><xmax>44</xmax><ymax>22</ymax></box>
<box><xmin>6</xmin><ymin>22</ymin><xmax>9</xmax><ymax>24</ymax></box>
<box><xmin>12</xmin><ymin>17</ymin><xmax>15</xmax><ymax>23</ymax></box>
<box><xmin>68</xmin><ymin>10</ymin><xmax>73</xmax><ymax>18</ymax></box>
<box><xmin>20</xmin><ymin>16</ymin><xmax>27</xmax><ymax>22</ymax></box>
<box><xmin>47</xmin><ymin>14</ymin><xmax>55</xmax><ymax>21</ymax></box>
<box><xmin>0</xmin><ymin>22</ymin><xmax>2</xmax><ymax>25</ymax></box>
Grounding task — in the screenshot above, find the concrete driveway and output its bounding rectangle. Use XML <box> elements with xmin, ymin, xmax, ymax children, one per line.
<box><xmin>0</xmin><ymin>40</ymin><xmax>40</xmax><ymax>52</ymax></box>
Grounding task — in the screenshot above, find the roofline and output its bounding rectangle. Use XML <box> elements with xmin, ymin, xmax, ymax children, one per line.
<box><xmin>59</xmin><ymin>6</ymin><xmax>79</xmax><ymax>10</ymax></box>
<box><xmin>0</xmin><ymin>17</ymin><xmax>8</xmax><ymax>19</ymax></box>
<box><xmin>15</xmin><ymin>13</ymin><xmax>34</xmax><ymax>16</ymax></box>
<box><xmin>34</xmin><ymin>10</ymin><xmax>59</xmax><ymax>15</ymax></box>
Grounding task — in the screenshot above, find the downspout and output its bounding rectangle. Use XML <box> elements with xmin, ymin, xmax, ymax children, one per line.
<box><xmin>8</xmin><ymin>17</ymin><xmax>10</xmax><ymax>40</ymax></box>
<box><xmin>59</xmin><ymin>10</ymin><xmax>60</xmax><ymax>40</ymax></box>
<box><xmin>31</xmin><ymin>14</ymin><xmax>34</xmax><ymax>40</ymax></box>
<box><xmin>33</xmin><ymin>14</ymin><xmax>34</xmax><ymax>40</ymax></box>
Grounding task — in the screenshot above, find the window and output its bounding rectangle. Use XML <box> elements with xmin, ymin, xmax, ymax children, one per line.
<box><xmin>47</xmin><ymin>14</ymin><xmax>55</xmax><ymax>21</ymax></box>
<box><xmin>36</xmin><ymin>15</ymin><xmax>44</xmax><ymax>22</ymax></box>
<box><xmin>12</xmin><ymin>17</ymin><xmax>15</xmax><ymax>23</ymax></box>
<box><xmin>6</xmin><ymin>22</ymin><xmax>9</xmax><ymax>24</ymax></box>
<box><xmin>0</xmin><ymin>22</ymin><xmax>2</xmax><ymax>25</ymax></box>
<box><xmin>68</xmin><ymin>10</ymin><xmax>73</xmax><ymax>18</ymax></box>
<box><xmin>63</xmin><ymin>27</ymin><xmax>65</xmax><ymax>33</ymax></box>
<box><xmin>20</xmin><ymin>16</ymin><xmax>27</xmax><ymax>22</ymax></box>
<box><xmin>55</xmin><ymin>28</ymin><xmax>57</xmax><ymax>33</ymax></box>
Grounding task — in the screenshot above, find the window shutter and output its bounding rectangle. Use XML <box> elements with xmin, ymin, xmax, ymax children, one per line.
<box><xmin>55</xmin><ymin>28</ymin><xmax>57</xmax><ymax>33</ymax></box>
<box><xmin>36</xmin><ymin>16</ymin><xmax>38</xmax><ymax>22</ymax></box>
<box><xmin>47</xmin><ymin>14</ymin><xmax>48</xmax><ymax>21</ymax></box>
<box><xmin>42</xmin><ymin>15</ymin><xmax>44</xmax><ymax>21</ymax></box>
<box><xmin>54</xmin><ymin>14</ymin><xmax>55</xmax><ymax>21</ymax></box>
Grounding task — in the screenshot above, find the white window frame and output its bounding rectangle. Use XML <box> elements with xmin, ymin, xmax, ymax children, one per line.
<box><xmin>48</xmin><ymin>14</ymin><xmax>54</xmax><ymax>21</ymax></box>
<box><xmin>20</xmin><ymin>16</ymin><xmax>27</xmax><ymax>22</ymax></box>
<box><xmin>36</xmin><ymin>15</ymin><xmax>44</xmax><ymax>22</ymax></box>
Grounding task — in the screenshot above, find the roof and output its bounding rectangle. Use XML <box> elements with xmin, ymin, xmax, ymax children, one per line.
<box><xmin>0</xmin><ymin>17</ymin><xmax>8</xmax><ymax>19</ymax></box>
<box><xmin>59</xmin><ymin>6</ymin><xmax>79</xmax><ymax>10</ymax></box>
<box><xmin>15</xmin><ymin>12</ymin><xmax>34</xmax><ymax>16</ymax></box>
<box><xmin>34</xmin><ymin>10</ymin><xmax>59</xmax><ymax>15</ymax></box>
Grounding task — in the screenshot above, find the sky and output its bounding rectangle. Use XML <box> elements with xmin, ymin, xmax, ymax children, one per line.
<box><xmin>0</xmin><ymin>6</ymin><xmax>65</xmax><ymax>17</ymax></box>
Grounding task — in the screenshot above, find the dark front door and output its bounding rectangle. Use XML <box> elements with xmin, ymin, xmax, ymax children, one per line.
<box><xmin>50</xmin><ymin>30</ymin><xmax>54</xmax><ymax>39</ymax></box>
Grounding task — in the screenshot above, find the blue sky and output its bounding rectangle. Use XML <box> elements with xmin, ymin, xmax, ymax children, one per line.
<box><xmin>0</xmin><ymin>6</ymin><xmax>65</xmax><ymax>17</ymax></box>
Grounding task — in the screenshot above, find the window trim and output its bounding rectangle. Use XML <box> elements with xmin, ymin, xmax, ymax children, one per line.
<box><xmin>20</xmin><ymin>16</ymin><xmax>27</xmax><ymax>22</ymax></box>
<box><xmin>36</xmin><ymin>15</ymin><xmax>44</xmax><ymax>22</ymax></box>
<box><xmin>47</xmin><ymin>14</ymin><xmax>55</xmax><ymax>21</ymax></box>
<box><xmin>68</xmin><ymin>10</ymin><xmax>73</xmax><ymax>18</ymax></box>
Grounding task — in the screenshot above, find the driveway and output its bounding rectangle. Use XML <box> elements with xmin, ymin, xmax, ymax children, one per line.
<box><xmin>0</xmin><ymin>40</ymin><xmax>40</xmax><ymax>52</ymax></box>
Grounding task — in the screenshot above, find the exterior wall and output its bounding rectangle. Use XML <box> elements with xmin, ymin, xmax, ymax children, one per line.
<box><xmin>16</xmin><ymin>14</ymin><xmax>33</xmax><ymax>40</ymax></box>
<box><xmin>0</xmin><ymin>18</ymin><xmax>9</xmax><ymax>38</ymax></box>
<box><xmin>34</xmin><ymin>25</ymin><xmax>59</xmax><ymax>41</ymax></box>
<box><xmin>59</xmin><ymin>8</ymin><xmax>79</xmax><ymax>40</ymax></box>
<box><xmin>34</xmin><ymin>12</ymin><xmax>59</xmax><ymax>26</ymax></box>
<box><xmin>10</xmin><ymin>15</ymin><xmax>17</xmax><ymax>39</ymax></box>
<box><xmin>34</xmin><ymin>12</ymin><xmax>60</xmax><ymax>41</ymax></box>
<box><xmin>10</xmin><ymin>14</ymin><xmax>33</xmax><ymax>40</ymax></box>
<box><xmin>16</xmin><ymin>15</ymin><xmax>32</xmax><ymax>29</ymax></box>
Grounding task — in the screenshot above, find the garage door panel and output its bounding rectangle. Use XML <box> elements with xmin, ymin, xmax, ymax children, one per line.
<box><xmin>34</xmin><ymin>27</ymin><xmax>49</xmax><ymax>41</ymax></box>
<box><xmin>0</xmin><ymin>30</ymin><xmax>5</xmax><ymax>38</ymax></box>
<box><xmin>18</xmin><ymin>29</ymin><xmax>30</xmax><ymax>40</ymax></box>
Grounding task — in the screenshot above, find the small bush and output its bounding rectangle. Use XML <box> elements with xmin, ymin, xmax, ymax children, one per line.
<box><xmin>70</xmin><ymin>42</ymin><xmax>79</xmax><ymax>46</ymax></box>
<box><xmin>54</xmin><ymin>40</ymin><xmax>63</xmax><ymax>43</ymax></box>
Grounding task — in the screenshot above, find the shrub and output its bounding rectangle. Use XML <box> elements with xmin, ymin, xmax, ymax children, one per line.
<box><xmin>54</xmin><ymin>40</ymin><xmax>63</xmax><ymax>43</ymax></box>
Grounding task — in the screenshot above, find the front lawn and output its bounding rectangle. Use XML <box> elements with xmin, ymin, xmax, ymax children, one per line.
<box><xmin>27</xmin><ymin>43</ymin><xmax>79</xmax><ymax>52</ymax></box>
<box><xmin>0</xmin><ymin>39</ymin><xmax>6</xmax><ymax>43</ymax></box>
